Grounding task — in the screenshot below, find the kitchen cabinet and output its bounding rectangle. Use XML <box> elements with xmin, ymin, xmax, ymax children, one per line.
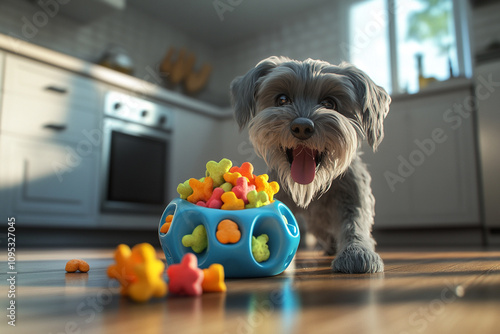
<box><xmin>0</xmin><ymin>136</ymin><xmax>99</xmax><ymax>226</ymax></box>
<box><xmin>362</xmin><ymin>84</ymin><xmax>481</xmax><ymax>228</ymax></box>
<box><xmin>0</xmin><ymin>54</ymin><xmax>103</xmax><ymax>226</ymax></box>
<box><xmin>475</xmin><ymin>59</ymin><xmax>500</xmax><ymax>234</ymax></box>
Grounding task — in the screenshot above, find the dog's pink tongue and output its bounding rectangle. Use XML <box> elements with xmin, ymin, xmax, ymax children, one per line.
<box><xmin>291</xmin><ymin>145</ymin><xmax>316</xmax><ymax>185</ymax></box>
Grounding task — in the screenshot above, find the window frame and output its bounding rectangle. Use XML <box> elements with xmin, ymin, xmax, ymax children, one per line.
<box><xmin>343</xmin><ymin>0</ymin><xmax>473</xmax><ymax>95</ymax></box>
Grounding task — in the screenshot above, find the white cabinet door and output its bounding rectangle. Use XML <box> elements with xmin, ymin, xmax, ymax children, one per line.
<box><xmin>0</xmin><ymin>136</ymin><xmax>99</xmax><ymax>226</ymax></box>
<box><xmin>362</xmin><ymin>86</ymin><xmax>481</xmax><ymax>228</ymax></box>
<box><xmin>475</xmin><ymin>60</ymin><xmax>500</xmax><ymax>229</ymax></box>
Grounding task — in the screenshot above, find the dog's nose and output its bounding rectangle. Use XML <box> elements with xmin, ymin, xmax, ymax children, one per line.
<box><xmin>290</xmin><ymin>118</ymin><xmax>315</xmax><ymax>140</ymax></box>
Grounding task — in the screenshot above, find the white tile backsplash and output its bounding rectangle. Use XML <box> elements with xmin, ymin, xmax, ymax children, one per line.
<box><xmin>210</xmin><ymin>2</ymin><xmax>346</xmax><ymax>104</ymax></box>
<box><xmin>0</xmin><ymin>0</ymin><xmax>217</xmax><ymax>102</ymax></box>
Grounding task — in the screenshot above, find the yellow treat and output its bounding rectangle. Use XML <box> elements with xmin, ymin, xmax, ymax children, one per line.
<box><xmin>223</xmin><ymin>172</ymin><xmax>245</xmax><ymax>186</ymax></box>
<box><xmin>221</xmin><ymin>191</ymin><xmax>245</xmax><ymax>210</ymax></box>
<box><xmin>127</xmin><ymin>243</ymin><xmax>168</xmax><ymax>303</ymax></box>
<box><xmin>107</xmin><ymin>243</ymin><xmax>167</xmax><ymax>301</ymax></box>
<box><xmin>254</xmin><ymin>174</ymin><xmax>279</xmax><ymax>202</ymax></box>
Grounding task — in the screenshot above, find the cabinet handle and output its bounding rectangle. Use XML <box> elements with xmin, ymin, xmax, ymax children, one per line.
<box><xmin>45</xmin><ymin>85</ymin><xmax>68</xmax><ymax>94</ymax></box>
<box><xmin>43</xmin><ymin>124</ymin><xmax>67</xmax><ymax>132</ymax></box>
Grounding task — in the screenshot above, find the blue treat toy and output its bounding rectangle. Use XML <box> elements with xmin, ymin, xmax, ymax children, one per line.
<box><xmin>158</xmin><ymin>198</ymin><xmax>300</xmax><ymax>278</ymax></box>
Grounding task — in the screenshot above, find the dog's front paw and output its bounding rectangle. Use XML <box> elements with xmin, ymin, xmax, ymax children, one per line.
<box><xmin>332</xmin><ymin>244</ymin><xmax>384</xmax><ymax>273</ymax></box>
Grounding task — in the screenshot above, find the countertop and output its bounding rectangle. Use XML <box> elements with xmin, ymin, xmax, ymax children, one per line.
<box><xmin>0</xmin><ymin>33</ymin><xmax>232</xmax><ymax>119</ymax></box>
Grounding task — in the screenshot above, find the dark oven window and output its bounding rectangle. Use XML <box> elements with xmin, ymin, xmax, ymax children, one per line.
<box><xmin>107</xmin><ymin>131</ymin><xmax>167</xmax><ymax>205</ymax></box>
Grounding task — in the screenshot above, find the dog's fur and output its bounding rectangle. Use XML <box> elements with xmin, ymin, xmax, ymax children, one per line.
<box><xmin>230</xmin><ymin>56</ymin><xmax>390</xmax><ymax>273</ymax></box>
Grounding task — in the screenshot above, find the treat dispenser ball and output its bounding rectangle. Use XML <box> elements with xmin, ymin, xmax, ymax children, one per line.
<box><xmin>158</xmin><ymin>198</ymin><xmax>300</xmax><ymax>278</ymax></box>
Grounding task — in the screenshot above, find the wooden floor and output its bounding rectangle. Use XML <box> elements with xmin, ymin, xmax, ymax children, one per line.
<box><xmin>2</xmin><ymin>248</ymin><xmax>500</xmax><ymax>334</ymax></box>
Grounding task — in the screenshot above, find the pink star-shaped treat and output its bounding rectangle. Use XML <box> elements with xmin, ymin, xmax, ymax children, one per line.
<box><xmin>167</xmin><ymin>253</ymin><xmax>204</xmax><ymax>296</ymax></box>
<box><xmin>231</xmin><ymin>177</ymin><xmax>256</xmax><ymax>204</ymax></box>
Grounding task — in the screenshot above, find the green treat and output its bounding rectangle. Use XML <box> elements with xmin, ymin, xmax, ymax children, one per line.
<box><xmin>220</xmin><ymin>182</ymin><xmax>233</xmax><ymax>192</ymax></box>
<box><xmin>245</xmin><ymin>190</ymin><xmax>270</xmax><ymax>209</ymax></box>
<box><xmin>206</xmin><ymin>158</ymin><xmax>232</xmax><ymax>187</ymax></box>
<box><xmin>177</xmin><ymin>179</ymin><xmax>193</xmax><ymax>200</ymax></box>
<box><xmin>252</xmin><ymin>234</ymin><xmax>270</xmax><ymax>262</ymax></box>
<box><xmin>182</xmin><ymin>225</ymin><xmax>208</xmax><ymax>253</ymax></box>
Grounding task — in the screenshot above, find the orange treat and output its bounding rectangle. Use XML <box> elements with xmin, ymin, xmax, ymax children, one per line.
<box><xmin>187</xmin><ymin>177</ymin><xmax>214</xmax><ymax>203</ymax></box>
<box><xmin>160</xmin><ymin>214</ymin><xmax>174</xmax><ymax>234</ymax></box>
<box><xmin>202</xmin><ymin>264</ymin><xmax>227</xmax><ymax>292</ymax></box>
<box><xmin>230</xmin><ymin>162</ymin><xmax>255</xmax><ymax>185</ymax></box>
<box><xmin>65</xmin><ymin>259</ymin><xmax>89</xmax><ymax>273</ymax></box>
<box><xmin>107</xmin><ymin>244</ymin><xmax>137</xmax><ymax>295</ymax></box>
<box><xmin>216</xmin><ymin>219</ymin><xmax>241</xmax><ymax>244</ymax></box>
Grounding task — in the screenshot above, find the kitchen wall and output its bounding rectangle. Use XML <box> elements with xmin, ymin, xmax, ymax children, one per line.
<box><xmin>210</xmin><ymin>1</ymin><xmax>346</xmax><ymax>100</ymax></box>
<box><xmin>0</xmin><ymin>0</ymin><xmax>221</xmax><ymax>103</ymax></box>
<box><xmin>1</xmin><ymin>1</ymin><xmax>499</xmax><ymax>108</ymax></box>
<box><xmin>0</xmin><ymin>0</ymin><xmax>348</xmax><ymax>108</ymax></box>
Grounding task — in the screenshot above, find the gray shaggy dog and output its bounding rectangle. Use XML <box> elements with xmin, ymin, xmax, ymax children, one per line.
<box><xmin>230</xmin><ymin>56</ymin><xmax>390</xmax><ymax>273</ymax></box>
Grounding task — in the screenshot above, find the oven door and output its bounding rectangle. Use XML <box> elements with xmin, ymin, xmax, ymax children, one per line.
<box><xmin>101</xmin><ymin>118</ymin><xmax>171</xmax><ymax>213</ymax></box>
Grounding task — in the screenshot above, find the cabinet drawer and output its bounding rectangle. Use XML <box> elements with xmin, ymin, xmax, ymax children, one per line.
<box><xmin>4</xmin><ymin>54</ymin><xmax>100</xmax><ymax>111</ymax></box>
<box><xmin>1</xmin><ymin>91</ymin><xmax>98</xmax><ymax>142</ymax></box>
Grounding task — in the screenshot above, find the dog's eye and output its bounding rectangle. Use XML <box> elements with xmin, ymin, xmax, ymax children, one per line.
<box><xmin>320</xmin><ymin>98</ymin><xmax>337</xmax><ymax>110</ymax></box>
<box><xmin>276</xmin><ymin>94</ymin><xmax>292</xmax><ymax>106</ymax></box>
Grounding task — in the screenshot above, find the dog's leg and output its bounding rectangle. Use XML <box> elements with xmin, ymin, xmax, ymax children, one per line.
<box><xmin>330</xmin><ymin>158</ymin><xmax>384</xmax><ymax>274</ymax></box>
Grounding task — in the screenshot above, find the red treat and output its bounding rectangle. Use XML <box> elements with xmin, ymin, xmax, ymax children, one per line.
<box><xmin>231</xmin><ymin>177</ymin><xmax>256</xmax><ymax>204</ymax></box>
<box><xmin>167</xmin><ymin>253</ymin><xmax>204</xmax><ymax>296</ymax></box>
<box><xmin>206</xmin><ymin>187</ymin><xmax>224</xmax><ymax>209</ymax></box>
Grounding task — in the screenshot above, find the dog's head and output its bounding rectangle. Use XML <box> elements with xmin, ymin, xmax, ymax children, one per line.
<box><xmin>230</xmin><ymin>56</ymin><xmax>390</xmax><ymax>207</ymax></box>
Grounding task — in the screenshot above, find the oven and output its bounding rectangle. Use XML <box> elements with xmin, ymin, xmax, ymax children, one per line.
<box><xmin>101</xmin><ymin>91</ymin><xmax>173</xmax><ymax>214</ymax></box>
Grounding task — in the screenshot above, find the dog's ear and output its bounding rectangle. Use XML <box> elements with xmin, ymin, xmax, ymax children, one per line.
<box><xmin>339</xmin><ymin>63</ymin><xmax>391</xmax><ymax>151</ymax></box>
<box><xmin>230</xmin><ymin>57</ymin><xmax>284</xmax><ymax>129</ymax></box>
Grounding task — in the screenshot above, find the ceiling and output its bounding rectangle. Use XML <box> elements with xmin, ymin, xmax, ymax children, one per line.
<box><xmin>129</xmin><ymin>0</ymin><xmax>332</xmax><ymax>48</ymax></box>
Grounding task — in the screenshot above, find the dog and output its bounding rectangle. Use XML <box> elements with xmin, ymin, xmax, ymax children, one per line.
<box><xmin>230</xmin><ymin>56</ymin><xmax>390</xmax><ymax>273</ymax></box>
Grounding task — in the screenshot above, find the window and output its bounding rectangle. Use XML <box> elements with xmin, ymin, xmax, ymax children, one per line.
<box><xmin>346</xmin><ymin>0</ymin><xmax>472</xmax><ymax>94</ymax></box>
